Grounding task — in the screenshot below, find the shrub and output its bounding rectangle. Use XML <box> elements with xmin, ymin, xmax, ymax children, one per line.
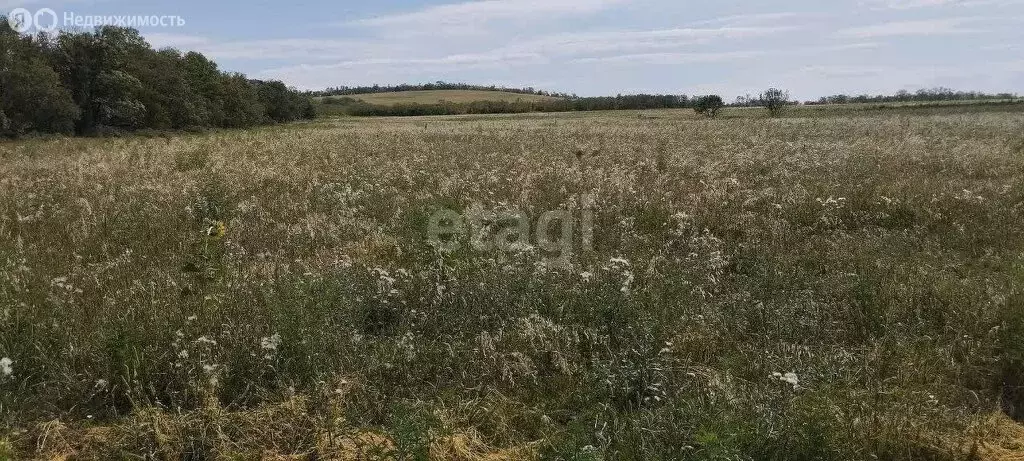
<box><xmin>694</xmin><ymin>95</ymin><xmax>725</xmax><ymax>118</ymax></box>
<box><xmin>760</xmin><ymin>88</ymin><xmax>790</xmax><ymax>117</ymax></box>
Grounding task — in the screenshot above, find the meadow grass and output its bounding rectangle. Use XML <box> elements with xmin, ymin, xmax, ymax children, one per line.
<box><xmin>1</xmin><ymin>109</ymin><xmax>1023</xmax><ymax>459</ymax></box>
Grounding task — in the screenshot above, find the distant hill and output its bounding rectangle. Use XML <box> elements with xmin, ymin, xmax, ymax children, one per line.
<box><xmin>322</xmin><ymin>90</ymin><xmax>563</xmax><ymax>106</ymax></box>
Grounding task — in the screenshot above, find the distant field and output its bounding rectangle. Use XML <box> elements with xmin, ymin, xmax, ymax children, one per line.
<box><xmin>796</xmin><ymin>98</ymin><xmax>1024</xmax><ymax>112</ymax></box>
<box><xmin>325</xmin><ymin>89</ymin><xmax>562</xmax><ymax>105</ymax></box>
<box><xmin>317</xmin><ymin>91</ymin><xmax>1023</xmax><ymax>118</ymax></box>
<box><xmin>810</xmin><ymin>98</ymin><xmax>1022</xmax><ymax>108</ymax></box>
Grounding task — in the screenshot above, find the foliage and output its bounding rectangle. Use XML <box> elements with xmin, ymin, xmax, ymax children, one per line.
<box><xmin>312</xmin><ymin>80</ymin><xmax>577</xmax><ymax>98</ymax></box>
<box><xmin>811</xmin><ymin>87</ymin><xmax>1020</xmax><ymax>105</ymax></box>
<box><xmin>759</xmin><ymin>88</ymin><xmax>791</xmax><ymax>117</ymax></box>
<box><xmin>0</xmin><ymin>19</ymin><xmax>315</xmax><ymax>137</ymax></box>
<box><xmin>693</xmin><ymin>95</ymin><xmax>724</xmax><ymax>118</ymax></box>
<box><xmin>330</xmin><ymin>94</ymin><xmax>690</xmax><ymax>117</ymax></box>
<box><xmin>0</xmin><ymin>56</ymin><xmax>80</xmax><ymax>136</ymax></box>
<box><xmin>255</xmin><ymin>80</ymin><xmax>316</xmax><ymax>123</ymax></box>
<box><xmin>0</xmin><ymin>19</ymin><xmax>80</xmax><ymax>136</ymax></box>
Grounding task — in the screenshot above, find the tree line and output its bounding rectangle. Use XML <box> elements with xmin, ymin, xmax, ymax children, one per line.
<box><xmin>323</xmin><ymin>94</ymin><xmax>690</xmax><ymax>116</ymax></box>
<box><xmin>324</xmin><ymin>91</ymin><xmax>798</xmax><ymax>118</ymax></box>
<box><xmin>312</xmin><ymin>81</ymin><xmax>576</xmax><ymax>99</ymax></box>
<box><xmin>807</xmin><ymin>87</ymin><xmax>1018</xmax><ymax>105</ymax></box>
<box><xmin>1</xmin><ymin>20</ymin><xmax>316</xmax><ymax>138</ymax></box>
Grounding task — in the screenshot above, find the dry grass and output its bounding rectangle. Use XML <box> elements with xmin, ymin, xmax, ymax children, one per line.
<box><xmin>1</xmin><ymin>109</ymin><xmax>1024</xmax><ymax>459</ymax></box>
<box><xmin>8</xmin><ymin>399</ymin><xmax>536</xmax><ymax>460</ymax></box>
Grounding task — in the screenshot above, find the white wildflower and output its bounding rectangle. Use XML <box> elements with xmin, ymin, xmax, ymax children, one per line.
<box><xmin>0</xmin><ymin>357</ymin><xmax>13</xmax><ymax>377</ymax></box>
<box><xmin>619</xmin><ymin>269</ymin><xmax>635</xmax><ymax>296</ymax></box>
<box><xmin>195</xmin><ymin>336</ymin><xmax>217</xmax><ymax>346</ymax></box>
<box><xmin>94</xmin><ymin>379</ymin><xmax>109</xmax><ymax>390</ymax></box>
<box><xmin>373</xmin><ymin>268</ymin><xmax>396</xmax><ymax>285</ymax></box>
<box><xmin>261</xmin><ymin>333</ymin><xmax>282</xmax><ymax>351</ymax></box>
<box><xmin>609</xmin><ymin>257</ymin><xmax>630</xmax><ymax>267</ymax></box>
<box><xmin>507</xmin><ymin>241</ymin><xmax>535</xmax><ymax>253</ymax></box>
<box><xmin>671</xmin><ymin>211</ymin><xmax>692</xmax><ymax>222</ymax></box>
<box><xmin>778</xmin><ymin>372</ymin><xmax>800</xmax><ymax>389</ymax></box>
<box><xmin>261</xmin><ymin>333</ymin><xmax>282</xmax><ymax>359</ymax></box>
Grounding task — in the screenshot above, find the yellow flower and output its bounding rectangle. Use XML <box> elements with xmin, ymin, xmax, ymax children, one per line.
<box><xmin>205</xmin><ymin>220</ymin><xmax>226</xmax><ymax>238</ymax></box>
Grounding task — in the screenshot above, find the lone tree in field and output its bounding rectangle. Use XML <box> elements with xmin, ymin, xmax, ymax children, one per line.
<box><xmin>760</xmin><ymin>88</ymin><xmax>790</xmax><ymax>117</ymax></box>
<box><xmin>693</xmin><ymin>95</ymin><xmax>724</xmax><ymax>118</ymax></box>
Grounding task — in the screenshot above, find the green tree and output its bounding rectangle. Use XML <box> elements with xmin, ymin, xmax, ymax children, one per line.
<box><xmin>760</xmin><ymin>88</ymin><xmax>790</xmax><ymax>117</ymax></box>
<box><xmin>0</xmin><ymin>57</ymin><xmax>80</xmax><ymax>136</ymax></box>
<box><xmin>93</xmin><ymin>69</ymin><xmax>146</xmax><ymax>128</ymax></box>
<box><xmin>0</xmin><ymin>18</ymin><xmax>80</xmax><ymax>136</ymax></box>
<box><xmin>220</xmin><ymin>74</ymin><xmax>265</xmax><ymax>128</ymax></box>
<box><xmin>50</xmin><ymin>27</ymin><xmax>152</xmax><ymax>133</ymax></box>
<box><xmin>2</xmin><ymin>19</ymin><xmax>314</xmax><ymax>135</ymax></box>
<box><xmin>693</xmin><ymin>95</ymin><xmax>724</xmax><ymax>118</ymax></box>
<box><xmin>254</xmin><ymin>80</ymin><xmax>315</xmax><ymax>123</ymax></box>
<box><xmin>131</xmin><ymin>48</ymin><xmax>208</xmax><ymax>129</ymax></box>
<box><xmin>182</xmin><ymin>51</ymin><xmax>227</xmax><ymax>126</ymax></box>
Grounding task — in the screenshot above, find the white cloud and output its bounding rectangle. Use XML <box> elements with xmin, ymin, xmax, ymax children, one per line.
<box><xmin>1</xmin><ymin>0</ymin><xmax>49</xmax><ymax>8</ymax></box>
<box><xmin>255</xmin><ymin>48</ymin><xmax>551</xmax><ymax>88</ymax></box>
<box><xmin>866</xmin><ymin>0</ymin><xmax>959</xmax><ymax>9</ymax></box>
<box><xmin>980</xmin><ymin>43</ymin><xmax>1021</xmax><ymax>50</ymax></box>
<box><xmin>139</xmin><ymin>34</ymin><xmax>401</xmax><ymax>61</ymax></box>
<box><xmin>144</xmin><ymin>33</ymin><xmax>210</xmax><ymax>49</ymax></box>
<box><xmin>201</xmin><ymin>38</ymin><xmax>381</xmax><ymax>60</ymax></box>
<box><xmin>183</xmin><ymin>24</ymin><xmax>796</xmax><ymax>64</ymax></box>
<box><xmin>577</xmin><ymin>42</ymin><xmax>878</xmax><ymax>65</ymax></box>
<box><xmin>836</xmin><ymin>18</ymin><xmax>982</xmax><ymax>37</ymax></box>
<box><xmin>801</xmin><ymin>65</ymin><xmax>887</xmax><ymax>78</ymax></box>
<box><xmin>862</xmin><ymin>0</ymin><xmax>1023</xmax><ymax>9</ymax></box>
<box><xmin>84</xmin><ymin>0</ymin><xmax>1022</xmax><ymax>98</ymax></box>
<box><xmin>499</xmin><ymin>26</ymin><xmax>799</xmax><ymax>57</ymax></box>
<box><xmin>686</xmin><ymin>12</ymin><xmax>825</xmax><ymax>27</ymax></box>
<box><xmin>257</xmin><ymin>37</ymin><xmax>881</xmax><ymax>92</ymax></box>
<box><xmin>1</xmin><ymin>0</ymin><xmax>106</xmax><ymax>10</ymax></box>
<box><xmin>268</xmin><ymin>51</ymin><xmax>544</xmax><ymax>71</ymax></box>
<box><xmin>573</xmin><ymin>50</ymin><xmax>764</xmax><ymax>64</ymax></box>
<box><xmin>349</xmin><ymin>0</ymin><xmax>629</xmax><ymax>34</ymax></box>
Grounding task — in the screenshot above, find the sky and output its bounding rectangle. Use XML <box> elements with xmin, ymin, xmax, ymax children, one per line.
<box><xmin>3</xmin><ymin>0</ymin><xmax>1023</xmax><ymax>99</ymax></box>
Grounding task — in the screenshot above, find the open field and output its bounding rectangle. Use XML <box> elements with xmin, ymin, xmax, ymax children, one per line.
<box><xmin>790</xmin><ymin>99</ymin><xmax>1024</xmax><ymax>116</ymax></box>
<box><xmin>1</xmin><ymin>109</ymin><xmax>1024</xmax><ymax>459</ymax></box>
<box><xmin>323</xmin><ymin>90</ymin><xmax>563</xmax><ymax>106</ymax></box>
<box><xmin>316</xmin><ymin>95</ymin><xmax>1024</xmax><ymax>119</ymax></box>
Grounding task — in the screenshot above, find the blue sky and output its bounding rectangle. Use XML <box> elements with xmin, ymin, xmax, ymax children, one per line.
<box><xmin>4</xmin><ymin>0</ymin><xmax>1023</xmax><ymax>99</ymax></box>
